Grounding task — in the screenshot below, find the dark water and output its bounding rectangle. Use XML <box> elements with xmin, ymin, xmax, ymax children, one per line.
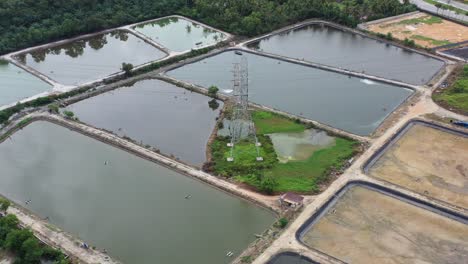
<box><xmin>16</xmin><ymin>31</ymin><xmax>166</xmax><ymax>85</ymax></box>
<box><xmin>0</xmin><ymin>63</ymin><xmax>51</xmax><ymax>106</ymax></box>
<box><xmin>0</xmin><ymin>121</ymin><xmax>274</xmax><ymax>264</ymax></box>
<box><xmin>134</xmin><ymin>17</ymin><xmax>226</xmax><ymax>52</ymax></box>
<box><xmin>167</xmin><ymin>51</ymin><xmax>413</xmax><ymax>135</ymax></box>
<box><xmin>248</xmin><ymin>24</ymin><xmax>444</xmax><ymax>85</ymax></box>
<box><xmin>268</xmin><ymin>253</ymin><xmax>318</xmax><ymax>264</ymax></box>
<box><xmin>67</xmin><ymin>79</ymin><xmax>222</xmax><ymax>166</ymax></box>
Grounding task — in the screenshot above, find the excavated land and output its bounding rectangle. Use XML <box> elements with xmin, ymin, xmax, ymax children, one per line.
<box><xmin>300</xmin><ymin>184</ymin><xmax>468</xmax><ymax>264</ymax></box>
<box><xmin>365</xmin><ymin>12</ymin><xmax>468</xmax><ymax>48</ymax></box>
<box><xmin>366</xmin><ymin>121</ymin><xmax>468</xmax><ymax>209</ymax></box>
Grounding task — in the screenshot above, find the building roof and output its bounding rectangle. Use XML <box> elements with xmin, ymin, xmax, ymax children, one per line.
<box><xmin>281</xmin><ymin>192</ymin><xmax>304</xmax><ymax>204</ymax></box>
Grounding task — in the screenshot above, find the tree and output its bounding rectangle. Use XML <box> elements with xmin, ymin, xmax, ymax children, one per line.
<box><xmin>121</xmin><ymin>62</ymin><xmax>134</xmax><ymax>76</ymax></box>
<box><xmin>259</xmin><ymin>175</ymin><xmax>278</xmax><ymax>194</ymax></box>
<box><xmin>207</xmin><ymin>85</ymin><xmax>219</xmax><ymax>97</ymax></box>
<box><xmin>208</xmin><ymin>99</ymin><xmax>220</xmax><ymax>110</ymax></box>
<box><xmin>21</xmin><ymin>238</ymin><xmax>43</xmax><ymax>263</ymax></box>
<box><xmin>0</xmin><ymin>197</ymin><xmax>10</xmax><ymax>211</ymax></box>
<box><xmin>5</xmin><ymin>229</ymin><xmax>34</xmax><ymax>252</ymax></box>
<box><xmin>278</xmin><ymin>217</ymin><xmax>288</xmax><ymax>228</ymax></box>
<box><xmin>48</xmin><ymin>103</ymin><xmax>59</xmax><ymax>114</ymax></box>
<box><xmin>63</xmin><ymin>110</ymin><xmax>74</xmax><ymax>119</ymax></box>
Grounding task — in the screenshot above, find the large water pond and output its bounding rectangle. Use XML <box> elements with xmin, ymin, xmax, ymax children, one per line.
<box><xmin>15</xmin><ymin>31</ymin><xmax>166</xmax><ymax>86</ymax></box>
<box><xmin>300</xmin><ymin>185</ymin><xmax>468</xmax><ymax>264</ymax></box>
<box><xmin>133</xmin><ymin>16</ymin><xmax>227</xmax><ymax>52</ymax></box>
<box><xmin>67</xmin><ymin>79</ymin><xmax>222</xmax><ymax>166</ymax></box>
<box><xmin>0</xmin><ymin>62</ymin><xmax>51</xmax><ymax>107</ymax></box>
<box><xmin>0</xmin><ymin>121</ymin><xmax>274</xmax><ymax>264</ymax></box>
<box><xmin>167</xmin><ymin>51</ymin><xmax>413</xmax><ymax>135</ymax></box>
<box><xmin>248</xmin><ymin>24</ymin><xmax>444</xmax><ymax>85</ymax></box>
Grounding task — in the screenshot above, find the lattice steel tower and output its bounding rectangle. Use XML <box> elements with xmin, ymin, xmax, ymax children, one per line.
<box><xmin>227</xmin><ymin>56</ymin><xmax>262</xmax><ymax>162</ymax></box>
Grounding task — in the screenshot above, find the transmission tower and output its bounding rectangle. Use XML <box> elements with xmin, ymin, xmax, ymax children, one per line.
<box><xmin>227</xmin><ymin>56</ymin><xmax>262</xmax><ymax>162</ymax></box>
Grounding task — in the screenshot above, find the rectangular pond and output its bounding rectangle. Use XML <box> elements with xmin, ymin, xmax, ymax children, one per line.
<box><xmin>0</xmin><ymin>121</ymin><xmax>274</xmax><ymax>264</ymax></box>
<box><xmin>67</xmin><ymin>79</ymin><xmax>222</xmax><ymax>166</ymax></box>
<box><xmin>366</xmin><ymin>121</ymin><xmax>468</xmax><ymax>209</ymax></box>
<box><xmin>247</xmin><ymin>23</ymin><xmax>445</xmax><ymax>85</ymax></box>
<box><xmin>0</xmin><ymin>62</ymin><xmax>51</xmax><ymax>107</ymax></box>
<box><xmin>133</xmin><ymin>16</ymin><xmax>227</xmax><ymax>52</ymax></box>
<box><xmin>14</xmin><ymin>31</ymin><xmax>166</xmax><ymax>86</ymax></box>
<box><xmin>167</xmin><ymin>50</ymin><xmax>413</xmax><ymax>135</ymax></box>
<box><xmin>299</xmin><ymin>184</ymin><xmax>468</xmax><ymax>264</ymax></box>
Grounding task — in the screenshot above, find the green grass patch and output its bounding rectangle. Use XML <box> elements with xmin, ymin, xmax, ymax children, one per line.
<box><xmin>252</xmin><ymin>111</ymin><xmax>305</xmax><ymax>134</ymax></box>
<box><xmin>433</xmin><ymin>65</ymin><xmax>468</xmax><ymax>114</ymax></box>
<box><xmin>410</xmin><ymin>35</ymin><xmax>451</xmax><ymax>46</ymax></box>
<box><xmin>397</xmin><ymin>15</ymin><xmax>443</xmax><ymax>25</ymax></box>
<box><xmin>208</xmin><ymin>111</ymin><xmax>358</xmax><ymax>193</ymax></box>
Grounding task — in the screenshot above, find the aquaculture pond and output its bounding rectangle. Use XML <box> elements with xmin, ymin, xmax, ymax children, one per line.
<box><xmin>15</xmin><ymin>31</ymin><xmax>166</xmax><ymax>85</ymax></box>
<box><xmin>300</xmin><ymin>185</ymin><xmax>468</xmax><ymax>264</ymax></box>
<box><xmin>168</xmin><ymin>51</ymin><xmax>413</xmax><ymax>135</ymax></box>
<box><xmin>0</xmin><ymin>121</ymin><xmax>274</xmax><ymax>264</ymax></box>
<box><xmin>367</xmin><ymin>122</ymin><xmax>468</xmax><ymax>209</ymax></box>
<box><xmin>248</xmin><ymin>23</ymin><xmax>444</xmax><ymax>85</ymax></box>
<box><xmin>133</xmin><ymin>16</ymin><xmax>227</xmax><ymax>52</ymax></box>
<box><xmin>0</xmin><ymin>62</ymin><xmax>51</xmax><ymax>107</ymax></box>
<box><xmin>67</xmin><ymin>79</ymin><xmax>222</xmax><ymax>166</ymax></box>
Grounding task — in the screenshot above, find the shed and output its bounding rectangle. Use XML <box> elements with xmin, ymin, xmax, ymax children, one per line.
<box><xmin>279</xmin><ymin>192</ymin><xmax>304</xmax><ymax>208</ymax></box>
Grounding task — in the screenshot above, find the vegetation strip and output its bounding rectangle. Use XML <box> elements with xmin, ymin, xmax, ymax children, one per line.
<box><xmin>433</xmin><ymin>64</ymin><xmax>468</xmax><ymax>114</ymax></box>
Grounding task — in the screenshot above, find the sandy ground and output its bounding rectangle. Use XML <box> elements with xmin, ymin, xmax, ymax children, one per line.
<box><xmin>302</xmin><ymin>186</ymin><xmax>468</xmax><ymax>264</ymax></box>
<box><xmin>367</xmin><ymin>12</ymin><xmax>468</xmax><ymax>48</ymax></box>
<box><xmin>368</xmin><ymin>123</ymin><xmax>468</xmax><ymax>209</ymax></box>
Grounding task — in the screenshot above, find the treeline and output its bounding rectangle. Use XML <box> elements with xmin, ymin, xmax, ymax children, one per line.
<box><xmin>0</xmin><ymin>211</ymin><xmax>69</xmax><ymax>264</ymax></box>
<box><xmin>0</xmin><ymin>0</ymin><xmax>185</xmax><ymax>55</ymax></box>
<box><xmin>182</xmin><ymin>0</ymin><xmax>416</xmax><ymax>36</ymax></box>
<box><xmin>0</xmin><ymin>0</ymin><xmax>416</xmax><ymax>55</ymax></box>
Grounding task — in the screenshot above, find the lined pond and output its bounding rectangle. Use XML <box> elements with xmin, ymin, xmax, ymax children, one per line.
<box><xmin>67</xmin><ymin>79</ymin><xmax>222</xmax><ymax>166</ymax></box>
<box><xmin>367</xmin><ymin>122</ymin><xmax>468</xmax><ymax>209</ymax></box>
<box><xmin>133</xmin><ymin>16</ymin><xmax>227</xmax><ymax>52</ymax></box>
<box><xmin>0</xmin><ymin>62</ymin><xmax>51</xmax><ymax>107</ymax></box>
<box><xmin>15</xmin><ymin>31</ymin><xmax>166</xmax><ymax>85</ymax></box>
<box><xmin>0</xmin><ymin>121</ymin><xmax>274</xmax><ymax>264</ymax></box>
<box><xmin>248</xmin><ymin>23</ymin><xmax>444</xmax><ymax>85</ymax></box>
<box><xmin>167</xmin><ymin>51</ymin><xmax>413</xmax><ymax>135</ymax></box>
<box><xmin>267</xmin><ymin>252</ymin><xmax>318</xmax><ymax>264</ymax></box>
<box><xmin>300</xmin><ymin>185</ymin><xmax>468</xmax><ymax>264</ymax></box>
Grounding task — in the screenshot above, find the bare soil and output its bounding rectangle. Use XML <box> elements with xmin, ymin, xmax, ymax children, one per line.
<box><xmin>302</xmin><ymin>186</ymin><xmax>468</xmax><ymax>264</ymax></box>
<box><xmin>368</xmin><ymin>12</ymin><xmax>468</xmax><ymax>48</ymax></box>
<box><xmin>368</xmin><ymin>123</ymin><xmax>468</xmax><ymax>208</ymax></box>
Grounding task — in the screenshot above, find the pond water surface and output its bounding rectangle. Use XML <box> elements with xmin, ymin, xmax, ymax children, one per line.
<box><xmin>0</xmin><ymin>62</ymin><xmax>51</xmax><ymax>107</ymax></box>
<box><xmin>133</xmin><ymin>17</ymin><xmax>226</xmax><ymax>52</ymax></box>
<box><xmin>67</xmin><ymin>79</ymin><xmax>222</xmax><ymax>166</ymax></box>
<box><xmin>248</xmin><ymin>24</ymin><xmax>444</xmax><ymax>85</ymax></box>
<box><xmin>15</xmin><ymin>31</ymin><xmax>166</xmax><ymax>85</ymax></box>
<box><xmin>0</xmin><ymin>121</ymin><xmax>274</xmax><ymax>264</ymax></box>
<box><xmin>168</xmin><ymin>51</ymin><xmax>413</xmax><ymax>135</ymax></box>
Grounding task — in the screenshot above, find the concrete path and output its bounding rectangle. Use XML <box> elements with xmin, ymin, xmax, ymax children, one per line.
<box><xmin>437</xmin><ymin>0</ymin><xmax>468</xmax><ymax>11</ymax></box>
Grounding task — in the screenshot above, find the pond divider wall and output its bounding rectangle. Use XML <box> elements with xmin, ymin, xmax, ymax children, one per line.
<box><xmin>295</xmin><ymin>180</ymin><xmax>468</xmax><ymax>262</ymax></box>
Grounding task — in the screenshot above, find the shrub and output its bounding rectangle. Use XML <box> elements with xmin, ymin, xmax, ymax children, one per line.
<box><xmin>259</xmin><ymin>175</ymin><xmax>278</xmax><ymax>194</ymax></box>
<box><xmin>208</xmin><ymin>85</ymin><xmax>219</xmax><ymax>97</ymax></box>
<box><xmin>278</xmin><ymin>217</ymin><xmax>288</xmax><ymax>228</ymax></box>
<box><xmin>62</xmin><ymin>110</ymin><xmax>75</xmax><ymax>119</ymax></box>
<box><xmin>0</xmin><ymin>198</ymin><xmax>10</xmax><ymax>211</ymax></box>
<box><xmin>121</xmin><ymin>62</ymin><xmax>134</xmax><ymax>76</ymax></box>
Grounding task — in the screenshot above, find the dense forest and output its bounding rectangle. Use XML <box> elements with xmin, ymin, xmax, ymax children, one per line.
<box><xmin>0</xmin><ymin>0</ymin><xmax>416</xmax><ymax>55</ymax></box>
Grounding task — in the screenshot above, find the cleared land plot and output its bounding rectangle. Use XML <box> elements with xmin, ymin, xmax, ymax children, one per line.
<box><xmin>367</xmin><ymin>122</ymin><xmax>468</xmax><ymax>209</ymax></box>
<box><xmin>301</xmin><ymin>185</ymin><xmax>468</xmax><ymax>264</ymax></box>
<box><xmin>67</xmin><ymin>79</ymin><xmax>222</xmax><ymax>166</ymax></box>
<box><xmin>168</xmin><ymin>50</ymin><xmax>413</xmax><ymax>135</ymax></box>
<box><xmin>133</xmin><ymin>16</ymin><xmax>227</xmax><ymax>52</ymax></box>
<box><xmin>0</xmin><ymin>62</ymin><xmax>51</xmax><ymax>107</ymax></box>
<box><xmin>0</xmin><ymin>121</ymin><xmax>273</xmax><ymax>264</ymax></box>
<box><xmin>367</xmin><ymin>12</ymin><xmax>468</xmax><ymax>48</ymax></box>
<box><xmin>247</xmin><ymin>23</ymin><xmax>443</xmax><ymax>85</ymax></box>
<box><xmin>15</xmin><ymin>31</ymin><xmax>166</xmax><ymax>86</ymax></box>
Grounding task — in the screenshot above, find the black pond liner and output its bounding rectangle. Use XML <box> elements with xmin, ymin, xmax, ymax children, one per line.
<box><xmin>267</xmin><ymin>252</ymin><xmax>319</xmax><ymax>264</ymax></box>
<box><xmin>295</xmin><ymin>180</ymin><xmax>468</xmax><ymax>263</ymax></box>
<box><xmin>362</xmin><ymin>119</ymin><xmax>468</xmax><ymax>174</ymax></box>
